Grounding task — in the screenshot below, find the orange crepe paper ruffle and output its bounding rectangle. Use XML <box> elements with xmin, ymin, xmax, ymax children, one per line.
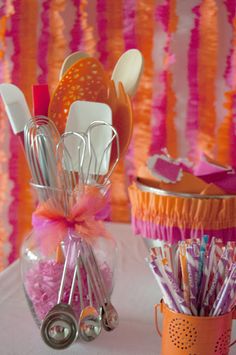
<box><xmin>128</xmin><ymin>182</ymin><xmax>236</xmax><ymax>231</ymax></box>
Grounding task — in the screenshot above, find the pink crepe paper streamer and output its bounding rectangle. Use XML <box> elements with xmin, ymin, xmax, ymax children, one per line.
<box><xmin>96</xmin><ymin>0</ymin><xmax>108</xmax><ymax>67</ymax></box>
<box><xmin>25</xmin><ymin>260</ymin><xmax>113</xmax><ymax>322</ymax></box>
<box><xmin>155</xmin><ymin>2</ymin><xmax>169</xmax><ymax>32</ymax></box>
<box><xmin>150</xmin><ymin>89</ymin><xmax>167</xmax><ymax>155</ymax></box>
<box><xmin>131</xmin><ymin>217</ymin><xmax>236</xmax><ymax>244</ymax></box>
<box><xmin>0</xmin><ymin>4</ymin><xmax>7</xmax><ymax>17</ymax></box>
<box><xmin>150</xmin><ymin>0</ymin><xmax>169</xmax><ymax>154</ymax></box>
<box><xmin>151</xmin><ymin>1</ymin><xmax>175</xmax><ymax>155</ymax></box>
<box><xmin>37</xmin><ymin>0</ymin><xmax>50</xmax><ymax>84</ymax></box>
<box><xmin>185</xmin><ymin>6</ymin><xmax>200</xmax><ymax>163</ymax></box>
<box><xmin>70</xmin><ymin>0</ymin><xmax>82</xmax><ymax>53</ymax></box>
<box><xmin>122</xmin><ymin>0</ymin><xmax>136</xmax><ymax>51</ymax></box>
<box><xmin>7</xmin><ymin>0</ymin><xmax>21</xmax><ymax>264</ymax></box>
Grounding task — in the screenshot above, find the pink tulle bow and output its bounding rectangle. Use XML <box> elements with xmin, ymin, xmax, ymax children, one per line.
<box><xmin>32</xmin><ymin>190</ymin><xmax>111</xmax><ymax>256</ymax></box>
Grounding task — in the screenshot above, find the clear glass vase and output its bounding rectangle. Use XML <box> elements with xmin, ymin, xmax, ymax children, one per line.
<box><xmin>20</xmin><ymin>183</ymin><xmax>117</xmax><ymax>348</ymax></box>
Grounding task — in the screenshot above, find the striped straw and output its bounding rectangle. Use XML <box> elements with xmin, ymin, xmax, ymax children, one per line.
<box><xmin>149</xmin><ymin>260</ymin><xmax>180</xmax><ymax>313</ymax></box>
<box><xmin>186</xmin><ymin>245</ymin><xmax>199</xmax><ymax>315</ymax></box>
<box><xmin>210</xmin><ymin>263</ymin><xmax>236</xmax><ymax>316</ymax></box>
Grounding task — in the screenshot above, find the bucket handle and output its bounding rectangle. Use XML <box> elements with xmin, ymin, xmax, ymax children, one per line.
<box><xmin>154</xmin><ymin>302</ymin><xmax>163</xmax><ymax>338</ymax></box>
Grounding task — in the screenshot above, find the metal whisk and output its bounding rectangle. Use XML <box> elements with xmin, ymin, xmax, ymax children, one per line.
<box><xmin>84</xmin><ymin>121</ymin><xmax>120</xmax><ymax>186</ymax></box>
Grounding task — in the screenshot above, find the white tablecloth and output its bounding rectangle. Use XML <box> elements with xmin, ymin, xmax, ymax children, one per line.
<box><xmin>0</xmin><ymin>223</ymin><xmax>235</xmax><ymax>355</ymax></box>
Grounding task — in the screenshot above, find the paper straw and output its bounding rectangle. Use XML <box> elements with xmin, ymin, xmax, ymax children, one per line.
<box><xmin>179</xmin><ymin>243</ymin><xmax>190</xmax><ymax>308</ymax></box>
<box><xmin>162</xmin><ymin>261</ymin><xmax>191</xmax><ymax>315</ymax></box>
<box><xmin>186</xmin><ymin>245</ymin><xmax>199</xmax><ymax>315</ymax></box>
<box><xmin>174</xmin><ymin>244</ymin><xmax>181</xmax><ymax>286</ymax></box>
<box><xmin>198</xmin><ymin>242</ymin><xmax>216</xmax><ymax>308</ymax></box>
<box><xmin>201</xmin><ymin>250</ymin><xmax>229</xmax><ymax>316</ymax></box>
<box><xmin>148</xmin><ymin>259</ymin><xmax>180</xmax><ymax>312</ymax></box>
<box><xmin>163</xmin><ymin>243</ymin><xmax>174</xmax><ymax>272</ymax></box>
<box><xmin>211</xmin><ymin>264</ymin><xmax>236</xmax><ymax>316</ymax></box>
<box><xmin>198</xmin><ymin>235</ymin><xmax>208</xmax><ymax>287</ymax></box>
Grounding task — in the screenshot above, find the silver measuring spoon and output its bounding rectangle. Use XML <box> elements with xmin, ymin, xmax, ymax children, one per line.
<box><xmin>77</xmin><ymin>255</ymin><xmax>102</xmax><ymax>341</ymax></box>
<box><xmin>40</xmin><ymin>240</ymin><xmax>78</xmax><ymax>349</ymax></box>
<box><xmin>81</xmin><ymin>240</ymin><xmax>119</xmax><ymax>332</ymax></box>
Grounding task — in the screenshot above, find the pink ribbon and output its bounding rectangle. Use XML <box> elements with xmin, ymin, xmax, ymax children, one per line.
<box><xmin>32</xmin><ymin>190</ymin><xmax>111</xmax><ymax>256</ymax></box>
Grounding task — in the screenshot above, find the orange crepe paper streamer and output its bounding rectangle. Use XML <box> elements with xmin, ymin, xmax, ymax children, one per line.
<box><xmin>198</xmin><ymin>0</ymin><xmax>218</xmax><ymax>158</ymax></box>
<box><xmin>217</xmin><ymin>18</ymin><xmax>236</xmax><ymax>166</ymax></box>
<box><xmin>133</xmin><ymin>0</ymin><xmax>154</xmax><ymax>173</ymax></box>
<box><xmin>47</xmin><ymin>0</ymin><xmax>67</xmax><ymax>95</ymax></box>
<box><xmin>216</xmin><ymin>91</ymin><xmax>234</xmax><ymax>165</ymax></box>
<box><xmin>106</xmin><ymin>0</ymin><xmax>129</xmax><ymax>222</ymax></box>
<box><xmin>14</xmin><ymin>0</ymin><xmax>39</xmax><ymax>255</ymax></box>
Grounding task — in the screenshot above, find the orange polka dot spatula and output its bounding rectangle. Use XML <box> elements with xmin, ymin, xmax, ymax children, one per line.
<box><xmin>48</xmin><ymin>57</ymin><xmax>109</xmax><ymax>134</ymax></box>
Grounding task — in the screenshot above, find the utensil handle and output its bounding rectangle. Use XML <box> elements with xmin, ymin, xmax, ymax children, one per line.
<box><xmin>154</xmin><ymin>303</ymin><xmax>163</xmax><ymax>338</ymax></box>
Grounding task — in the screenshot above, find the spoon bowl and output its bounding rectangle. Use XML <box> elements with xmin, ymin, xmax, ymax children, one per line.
<box><xmin>111</xmin><ymin>48</ymin><xmax>144</xmax><ymax>97</ymax></box>
<box><xmin>59</xmin><ymin>51</ymin><xmax>89</xmax><ymax>79</ymax></box>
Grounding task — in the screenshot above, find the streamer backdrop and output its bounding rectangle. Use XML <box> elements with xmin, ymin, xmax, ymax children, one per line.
<box><xmin>0</xmin><ymin>0</ymin><xmax>235</xmax><ymax>270</ymax></box>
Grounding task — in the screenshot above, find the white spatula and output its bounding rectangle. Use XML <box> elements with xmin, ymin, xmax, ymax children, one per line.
<box><xmin>0</xmin><ymin>83</ymin><xmax>31</xmax><ymax>144</ymax></box>
<box><xmin>65</xmin><ymin>101</ymin><xmax>112</xmax><ymax>176</ymax></box>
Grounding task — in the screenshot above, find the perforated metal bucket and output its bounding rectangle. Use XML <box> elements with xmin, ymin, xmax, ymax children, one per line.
<box><xmin>155</xmin><ymin>302</ymin><xmax>236</xmax><ymax>355</ymax></box>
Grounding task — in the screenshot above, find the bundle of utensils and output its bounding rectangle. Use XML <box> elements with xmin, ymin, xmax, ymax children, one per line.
<box><xmin>148</xmin><ymin>237</ymin><xmax>236</xmax><ymax>317</ymax></box>
<box><xmin>22</xmin><ymin>114</ymin><xmax>119</xmax><ymax>348</ymax></box>
<box><xmin>0</xmin><ymin>48</ymin><xmax>144</xmax><ymax>349</ymax></box>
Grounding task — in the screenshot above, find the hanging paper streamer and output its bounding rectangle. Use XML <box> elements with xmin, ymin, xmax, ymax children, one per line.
<box><xmin>151</xmin><ymin>0</ymin><xmax>178</xmax><ymax>158</ymax></box>
<box><xmin>7</xmin><ymin>0</ymin><xmax>21</xmax><ymax>264</ymax></box>
<box><xmin>105</xmin><ymin>0</ymin><xmax>129</xmax><ymax>222</ymax></box>
<box><xmin>185</xmin><ymin>5</ymin><xmax>200</xmax><ymax>163</ymax></box>
<box><xmin>70</xmin><ymin>0</ymin><xmax>82</xmax><ymax>53</ymax></box>
<box><xmin>198</xmin><ymin>0</ymin><xmax>218</xmax><ymax>158</ymax></box>
<box><xmin>37</xmin><ymin>0</ymin><xmax>50</xmax><ymax>84</ymax></box>
<box><xmin>96</xmin><ymin>0</ymin><xmax>108</xmax><ymax>67</ymax></box>
<box><xmin>134</xmin><ymin>0</ymin><xmax>155</xmax><ymax>170</ymax></box>
<box><xmin>15</xmin><ymin>0</ymin><xmax>38</xmax><ymax>255</ymax></box>
<box><xmin>122</xmin><ymin>0</ymin><xmax>136</xmax><ymax>179</ymax></box>
<box><xmin>0</xmin><ymin>4</ymin><xmax>12</xmax><ymax>270</ymax></box>
<box><xmin>80</xmin><ymin>0</ymin><xmax>96</xmax><ymax>56</ymax></box>
<box><xmin>216</xmin><ymin>1</ymin><xmax>236</xmax><ymax>166</ymax></box>
<box><xmin>47</xmin><ymin>0</ymin><xmax>67</xmax><ymax>93</ymax></box>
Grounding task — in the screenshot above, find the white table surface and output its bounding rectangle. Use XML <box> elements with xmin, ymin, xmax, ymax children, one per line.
<box><xmin>0</xmin><ymin>222</ymin><xmax>235</xmax><ymax>355</ymax></box>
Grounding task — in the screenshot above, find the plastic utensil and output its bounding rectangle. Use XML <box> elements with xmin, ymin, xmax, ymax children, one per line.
<box><xmin>59</xmin><ymin>51</ymin><xmax>89</xmax><ymax>79</ymax></box>
<box><xmin>97</xmin><ymin>80</ymin><xmax>133</xmax><ymax>163</ymax></box>
<box><xmin>65</xmin><ymin>101</ymin><xmax>112</xmax><ymax>175</ymax></box>
<box><xmin>48</xmin><ymin>57</ymin><xmax>108</xmax><ymax>134</ymax></box>
<box><xmin>32</xmin><ymin>84</ymin><xmax>50</xmax><ymax>116</ymax></box>
<box><xmin>111</xmin><ymin>49</ymin><xmax>144</xmax><ymax>97</ymax></box>
<box><xmin>0</xmin><ymin>83</ymin><xmax>31</xmax><ymax>145</ymax></box>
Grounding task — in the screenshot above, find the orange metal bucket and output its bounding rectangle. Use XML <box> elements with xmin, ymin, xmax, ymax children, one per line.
<box><xmin>155</xmin><ymin>301</ymin><xmax>236</xmax><ymax>355</ymax></box>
